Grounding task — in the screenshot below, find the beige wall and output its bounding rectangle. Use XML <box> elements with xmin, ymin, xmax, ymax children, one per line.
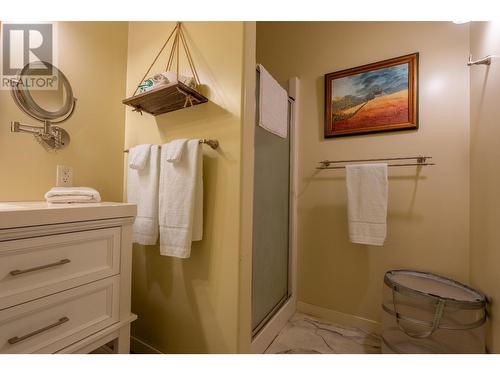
<box><xmin>0</xmin><ymin>22</ymin><xmax>128</xmax><ymax>202</ymax></box>
<box><xmin>470</xmin><ymin>21</ymin><xmax>500</xmax><ymax>353</ymax></box>
<box><xmin>125</xmin><ymin>22</ymin><xmax>245</xmax><ymax>353</ymax></box>
<box><xmin>257</xmin><ymin>22</ymin><xmax>471</xmax><ymax>323</ymax></box>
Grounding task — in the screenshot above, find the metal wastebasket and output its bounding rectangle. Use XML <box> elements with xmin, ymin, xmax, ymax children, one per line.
<box><xmin>381</xmin><ymin>270</ymin><xmax>487</xmax><ymax>353</ymax></box>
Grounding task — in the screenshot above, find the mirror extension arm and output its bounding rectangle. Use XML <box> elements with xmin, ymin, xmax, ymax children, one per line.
<box><xmin>11</xmin><ymin>120</ymin><xmax>70</xmax><ymax>151</ymax></box>
<box><xmin>11</xmin><ymin>121</ymin><xmax>51</xmax><ymax>137</ymax></box>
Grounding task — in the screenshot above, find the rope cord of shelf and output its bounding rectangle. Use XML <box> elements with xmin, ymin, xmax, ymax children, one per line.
<box><xmin>131</xmin><ymin>22</ymin><xmax>201</xmax><ymax>97</ymax></box>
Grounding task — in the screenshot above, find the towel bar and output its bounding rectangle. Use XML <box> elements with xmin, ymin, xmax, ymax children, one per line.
<box><xmin>317</xmin><ymin>156</ymin><xmax>435</xmax><ymax>169</ymax></box>
<box><xmin>124</xmin><ymin>139</ymin><xmax>219</xmax><ymax>153</ymax></box>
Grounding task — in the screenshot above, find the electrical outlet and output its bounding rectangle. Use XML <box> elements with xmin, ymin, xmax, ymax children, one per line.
<box><xmin>56</xmin><ymin>165</ymin><xmax>73</xmax><ymax>187</ymax></box>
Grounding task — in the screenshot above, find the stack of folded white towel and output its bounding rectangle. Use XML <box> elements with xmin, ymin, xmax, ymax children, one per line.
<box><xmin>127</xmin><ymin>139</ymin><xmax>203</xmax><ymax>259</ymax></box>
<box><xmin>44</xmin><ymin>187</ymin><xmax>101</xmax><ymax>204</ymax></box>
<box><xmin>138</xmin><ymin>71</ymin><xmax>197</xmax><ymax>94</ymax></box>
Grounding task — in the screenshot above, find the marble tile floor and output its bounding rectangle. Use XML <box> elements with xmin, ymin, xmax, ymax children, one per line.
<box><xmin>264</xmin><ymin>312</ymin><xmax>381</xmax><ymax>354</ymax></box>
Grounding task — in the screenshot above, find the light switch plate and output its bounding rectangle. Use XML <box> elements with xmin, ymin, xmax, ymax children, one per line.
<box><xmin>56</xmin><ymin>165</ymin><xmax>73</xmax><ymax>187</ymax></box>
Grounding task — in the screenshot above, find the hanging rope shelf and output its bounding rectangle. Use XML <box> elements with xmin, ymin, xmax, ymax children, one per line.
<box><xmin>122</xmin><ymin>22</ymin><xmax>208</xmax><ymax>116</ymax></box>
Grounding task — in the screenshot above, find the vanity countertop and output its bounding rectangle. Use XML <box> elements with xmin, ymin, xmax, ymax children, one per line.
<box><xmin>0</xmin><ymin>201</ymin><xmax>137</xmax><ymax>230</ymax></box>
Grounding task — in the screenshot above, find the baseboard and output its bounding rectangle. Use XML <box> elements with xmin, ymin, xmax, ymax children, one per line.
<box><xmin>296</xmin><ymin>301</ymin><xmax>381</xmax><ymax>335</ymax></box>
<box><xmin>130</xmin><ymin>335</ymin><xmax>163</xmax><ymax>354</ymax></box>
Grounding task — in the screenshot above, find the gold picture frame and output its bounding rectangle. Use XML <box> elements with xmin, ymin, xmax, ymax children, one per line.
<box><xmin>325</xmin><ymin>53</ymin><xmax>418</xmax><ymax>137</ymax></box>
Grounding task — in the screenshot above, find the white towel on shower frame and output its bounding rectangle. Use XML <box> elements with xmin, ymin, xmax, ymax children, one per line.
<box><xmin>258</xmin><ymin>64</ymin><xmax>288</xmax><ymax>139</ymax></box>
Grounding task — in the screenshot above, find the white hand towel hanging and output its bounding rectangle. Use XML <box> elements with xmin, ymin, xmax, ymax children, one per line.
<box><xmin>346</xmin><ymin>163</ymin><xmax>388</xmax><ymax>246</ymax></box>
<box><xmin>164</xmin><ymin>138</ymin><xmax>188</xmax><ymax>162</ymax></box>
<box><xmin>257</xmin><ymin>64</ymin><xmax>288</xmax><ymax>138</ymax></box>
<box><xmin>128</xmin><ymin>144</ymin><xmax>152</xmax><ymax>170</ymax></box>
<box><xmin>127</xmin><ymin>144</ymin><xmax>160</xmax><ymax>245</ymax></box>
<box><xmin>159</xmin><ymin>139</ymin><xmax>203</xmax><ymax>258</ymax></box>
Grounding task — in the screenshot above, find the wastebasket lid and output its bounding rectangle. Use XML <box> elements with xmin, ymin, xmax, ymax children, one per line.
<box><xmin>385</xmin><ymin>270</ymin><xmax>486</xmax><ymax>306</ymax></box>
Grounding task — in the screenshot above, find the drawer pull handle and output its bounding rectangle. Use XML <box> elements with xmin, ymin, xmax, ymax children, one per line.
<box><xmin>9</xmin><ymin>258</ymin><xmax>71</xmax><ymax>276</ymax></box>
<box><xmin>7</xmin><ymin>316</ymin><xmax>69</xmax><ymax>345</ymax></box>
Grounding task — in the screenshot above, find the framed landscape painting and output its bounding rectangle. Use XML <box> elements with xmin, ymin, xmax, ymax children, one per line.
<box><xmin>325</xmin><ymin>53</ymin><xmax>418</xmax><ymax>137</ymax></box>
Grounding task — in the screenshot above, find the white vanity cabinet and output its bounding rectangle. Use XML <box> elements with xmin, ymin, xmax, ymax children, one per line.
<box><xmin>0</xmin><ymin>202</ymin><xmax>137</xmax><ymax>354</ymax></box>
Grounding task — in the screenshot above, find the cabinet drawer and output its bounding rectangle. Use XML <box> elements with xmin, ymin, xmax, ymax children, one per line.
<box><xmin>0</xmin><ymin>227</ymin><xmax>121</xmax><ymax>309</ymax></box>
<box><xmin>0</xmin><ymin>276</ymin><xmax>119</xmax><ymax>353</ymax></box>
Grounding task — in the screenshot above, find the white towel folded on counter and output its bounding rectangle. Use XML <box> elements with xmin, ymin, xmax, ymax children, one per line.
<box><xmin>45</xmin><ymin>187</ymin><xmax>101</xmax><ymax>204</ymax></box>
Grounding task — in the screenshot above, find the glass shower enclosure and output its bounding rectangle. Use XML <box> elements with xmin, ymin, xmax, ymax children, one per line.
<box><xmin>251</xmin><ymin>71</ymin><xmax>292</xmax><ymax>336</ymax></box>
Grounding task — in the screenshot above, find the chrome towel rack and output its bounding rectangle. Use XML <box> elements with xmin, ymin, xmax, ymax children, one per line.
<box><xmin>317</xmin><ymin>156</ymin><xmax>435</xmax><ymax>170</ymax></box>
<box><xmin>124</xmin><ymin>138</ymin><xmax>219</xmax><ymax>153</ymax></box>
<box><xmin>467</xmin><ymin>54</ymin><xmax>495</xmax><ymax>66</ymax></box>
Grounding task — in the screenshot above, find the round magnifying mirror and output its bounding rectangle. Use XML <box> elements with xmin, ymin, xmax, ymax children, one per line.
<box><xmin>10</xmin><ymin>61</ymin><xmax>76</xmax><ymax>150</ymax></box>
<box><xmin>12</xmin><ymin>61</ymin><xmax>76</xmax><ymax>123</ymax></box>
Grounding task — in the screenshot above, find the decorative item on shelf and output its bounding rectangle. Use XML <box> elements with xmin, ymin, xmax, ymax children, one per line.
<box><xmin>122</xmin><ymin>22</ymin><xmax>208</xmax><ymax>116</ymax></box>
<box><xmin>324</xmin><ymin>53</ymin><xmax>419</xmax><ymax>138</ymax></box>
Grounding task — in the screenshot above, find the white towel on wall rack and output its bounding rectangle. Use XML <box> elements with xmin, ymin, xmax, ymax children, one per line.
<box><xmin>128</xmin><ymin>144</ymin><xmax>152</xmax><ymax>170</ymax></box>
<box><xmin>257</xmin><ymin>64</ymin><xmax>288</xmax><ymax>139</ymax></box>
<box><xmin>164</xmin><ymin>138</ymin><xmax>187</xmax><ymax>162</ymax></box>
<box><xmin>159</xmin><ymin>139</ymin><xmax>203</xmax><ymax>258</ymax></box>
<box><xmin>127</xmin><ymin>145</ymin><xmax>160</xmax><ymax>245</ymax></box>
<box><xmin>346</xmin><ymin>163</ymin><xmax>388</xmax><ymax>246</ymax></box>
